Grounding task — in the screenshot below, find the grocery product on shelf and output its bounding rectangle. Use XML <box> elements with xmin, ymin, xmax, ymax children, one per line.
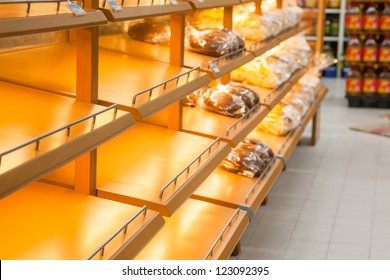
<box><xmin>379</xmin><ymin>34</ymin><xmax>390</xmax><ymax>63</ymax></box>
<box><xmin>363</xmin><ymin>2</ymin><xmax>380</xmax><ymax>31</ymax></box>
<box><xmin>362</xmin><ymin>66</ymin><xmax>378</xmax><ymax>96</ymax></box>
<box><xmin>346</xmin><ymin>35</ymin><xmax>363</xmax><ymax>62</ymax></box>
<box><xmin>187</xmin><ymin>27</ymin><xmax>245</xmax><ymax>57</ymax></box>
<box><xmin>362</xmin><ymin>35</ymin><xmax>378</xmax><ymax>63</ymax></box>
<box><xmin>186</xmin><ymin>8</ymin><xmax>224</xmax><ymax>30</ymax></box>
<box><xmin>380</xmin><ymin>2</ymin><xmax>390</xmax><ymax>31</ymax></box>
<box><xmin>222</xmin><ymin>138</ymin><xmax>274</xmax><ymax>178</ymax></box>
<box><xmin>345</xmin><ymin>1</ymin><xmax>363</xmax><ymax>32</ymax></box>
<box><xmin>378</xmin><ymin>66</ymin><xmax>390</xmax><ymax>96</ymax></box>
<box><xmin>346</xmin><ymin>66</ymin><xmax>362</xmax><ymax>96</ymax></box>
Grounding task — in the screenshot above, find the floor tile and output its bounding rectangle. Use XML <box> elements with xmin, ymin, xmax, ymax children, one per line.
<box><xmin>282</xmin><ymin>249</ymin><xmax>327</xmax><ymax>260</ymax></box>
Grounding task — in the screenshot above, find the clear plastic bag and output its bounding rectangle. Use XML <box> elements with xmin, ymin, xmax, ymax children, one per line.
<box><xmin>234</xmin><ymin>13</ymin><xmax>270</xmax><ymax>41</ymax></box>
<box><xmin>186</xmin><ymin>8</ymin><xmax>224</xmax><ymax>30</ymax></box>
<box><xmin>222</xmin><ymin>138</ymin><xmax>274</xmax><ymax>178</ymax></box>
<box><xmin>200</xmin><ymin>83</ymin><xmax>260</xmax><ymax>117</ymax></box>
<box><xmin>258</xmin><ymin>104</ymin><xmax>301</xmax><ymax>136</ymax></box>
<box><xmin>186</xmin><ymin>27</ymin><xmax>245</xmax><ymax>57</ymax></box>
<box><xmin>125</xmin><ymin>18</ymin><xmax>171</xmax><ymax>45</ymax></box>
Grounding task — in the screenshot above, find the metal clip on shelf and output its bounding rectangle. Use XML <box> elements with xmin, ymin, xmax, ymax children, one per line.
<box><xmin>0</xmin><ymin>104</ymin><xmax>119</xmax><ymax>168</ymax></box>
<box><xmin>87</xmin><ymin>205</ymin><xmax>148</xmax><ymax>260</ymax></box>
<box><xmin>244</xmin><ymin>157</ymin><xmax>276</xmax><ymax>204</ymax></box>
<box><xmin>275</xmin><ymin>154</ymin><xmax>287</xmax><ymax>171</ymax></box>
<box><xmin>159</xmin><ymin>138</ymin><xmax>221</xmax><ymax>199</ymax></box>
<box><xmin>132</xmin><ymin>67</ymin><xmax>201</xmax><ymax>106</ymax></box>
<box><xmin>226</xmin><ymin>103</ymin><xmax>260</xmax><ymax>137</ymax></box>
<box><xmin>205</xmin><ymin>208</ymin><xmax>240</xmax><ymax>259</ymax></box>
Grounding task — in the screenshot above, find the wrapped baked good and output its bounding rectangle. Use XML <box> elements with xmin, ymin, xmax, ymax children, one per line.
<box><xmin>245</xmin><ymin>56</ymin><xmax>291</xmax><ymax>88</ymax></box>
<box><xmin>186</xmin><ymin>8</ymin><xmax>224</xmax><ymax>30</ymax></box>
<box><xmin>126</xmin><ymin>18</ymin><xmax>170</xmax><ymax>45</ymax></box>
<box><xmin>183</xmin><ymin>89</ymin><xmax>203</xmax><ymax>107</ymax></box>
<box><xmin>258</xmin><ymin>104</ymin><xmax>301</xmax><ymax>136</ymax></box>
<box><xmin>281</xmin><ymin>92</ymin><xmax>310</xmax><ymax>117</ymax></box>
<box><xmin>222</xmin><ymin>138</ymin><xmax>274</xmax><ymax>178</ymax></box>
<box><xmin>234</xmin><ymin>13</ymin><xmax>270</xmax><ymax>41</ymax></box>
<box><xmin>187</xmin><ymin>27</ymin><xmax>245</xmax><ymax>57</ymax></box>
<box><xmin>200</xmin><ymin>83</ymin><xmax>260</xmax><ymax>117</ymax></box>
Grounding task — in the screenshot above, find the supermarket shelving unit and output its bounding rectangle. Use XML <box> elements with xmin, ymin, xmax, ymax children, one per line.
<box><xmin>0</xmin><ymin>0</ymin><xmax>327</xmax><ymax>260</ymax></box>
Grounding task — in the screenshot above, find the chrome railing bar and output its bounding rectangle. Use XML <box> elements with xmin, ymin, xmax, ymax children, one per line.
<box><xmin>87</xmin><ymin>206</ymin><xmax>148</xmax><ymax>260</ymax></box>
<box><xmin>245</xmin><ymin>157</ymin><xmax>276</xmax><ymax>203</ymax></box>
<box><xmin>0</xmin><ymin>104</ymin><xmax>118</xmax><ymax>167</ymax></box>
<box><xmin>205</xmin><ymin>209</ymin><xmax>240</xmax><ymax>259</ymax></box>
<box><xmin>208</xmin><ymin>47</ymin><xmax>246</xmax><ymax>69</ymax></box>
<box><xmin>226</xmin><ymin>103</ymin><xmax>260</xmax><ymax>136</ymax></box>
<box><xmin>132</xmin><ymin>67</ymin><xmax>200</xmax><ymax>106</ymax></box>
<box><xmin>159</xmin><ymin>138</ymin><xmax>220</xmax><ymax>199</ymax></box>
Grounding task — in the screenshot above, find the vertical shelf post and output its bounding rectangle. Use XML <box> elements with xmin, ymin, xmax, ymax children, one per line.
<box><xmin>167</xmin><ymin>14</ymin><xmax>186</xmax><ymax>131</ymax></box>
<box><xmin>255</xmin><ymin>1</ymin><xmax>262</xmax><ymax>15</ymax></box>
<box><xmin>74</xmin><ymin>0</ymin><xmax>99</xmax><ymax>195</ymax></box>
<box><xmin>221</xmin><ymin>6</ymin><xmax>234</xmax><ymax>84</ymax></box>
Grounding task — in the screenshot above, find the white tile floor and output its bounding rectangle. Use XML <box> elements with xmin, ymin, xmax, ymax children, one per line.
<box><xmin>232</xmin><ymin>78</ymin><xmax>390</xmax><ymax>260</ymax></box>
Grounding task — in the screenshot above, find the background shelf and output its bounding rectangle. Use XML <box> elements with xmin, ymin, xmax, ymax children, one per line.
<box><xmin>134</xmin><ymin>198</ymin><xmax>249</xmax><ymax>260</ymax></box>
<box><xmin>184</xmin><ymin>0</ymin><xmax>241</xmax><ymax>9</ymax></box>
<box><xmin>0</xmin><ymin>181</ymin><xmax>164</xmax><ymax>260</ymax></box>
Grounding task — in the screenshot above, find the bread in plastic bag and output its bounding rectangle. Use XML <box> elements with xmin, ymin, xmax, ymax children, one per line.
<box><xmin>222</xmin><ymin>138</ymin><xmax>274</xmax><ymax>178</ymax></box>
<box><xmin>200</xmin><ymin>83</ymin><xmax>260</xmax><ymax>117</ymax></box>
<box><xmin>258</xmin><ymin>104</ymin><xmax>301</xmax><ymax>136</ymax></box>
<box><xmin>186</xmin><ymin>27</ymin><xmax>245</xmax><ymax>57</ymax></box>
<box><xmin>126</xmin><ymin>18</ymin><xmax>170</xmax><ymax>45</ymax></box>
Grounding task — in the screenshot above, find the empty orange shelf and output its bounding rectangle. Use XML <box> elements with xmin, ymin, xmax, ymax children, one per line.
<box><xmin>96</xmin><ymin>122</ymin><xmax>230</xmax><ymax>216</ymax></box>
<box><xmin>135</xmin><ymin>198</ymin><xmax>249</xmax><ymax>260</ymax></box>
<box><xmin>0</xmin><ymin>81</ymin><xmax>134</xmax><ymax>197</ymax></box>
<box><xmin>0</xmin><ymin>44</ymin><xmax>210</xmax><ymax>120</ymax></box>
<box><xmin>0</xmin><ymin>181</ymin><xmax>164</xmax><ymax>260</ymax></box>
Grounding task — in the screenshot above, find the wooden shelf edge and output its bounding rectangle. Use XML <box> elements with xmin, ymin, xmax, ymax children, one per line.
<box><xmin>184</xmin><ymin>0</ymin><xmax>241</xmax><ymax>9</ymax></box>
<box><xmin>98</xmin><ymin>140</ymin><xmax>230</xmax><ymax>217</ymax></box>
<box><xmin>100</xmin><ymin>3</ymin><xmax>192</xmax><ymax>22</ymax></box>
<box><xmin>280</xmin><ymin>126</ymin><xmax>304</xmax><ymax>161</ymax></box>
<box><xmin>302</xmin><ymin>86</ymin><xmax>328</xmax><ymax>126</ymax></box>
<box><xmin>162</xmin><ymin>141</ymin><xmax>231</xmax><ymax>216</ymax></box>
<box><xmin>0</xmin><ymin>113</ymin><xmax>134</xmax><ymax>198</ymax></box>
<box><xmin>0</xmin><ymin>10</ymin><xmax>107</xmax><ymax>38</ymax></box>
<box><xmin>210</xmin><ymin>210</ymin><xmax>250</xmax><ymax>260</ymax></box>
<box><xmin>129</xmin><ymin>74</ymin><xmax>210</xmax><ymax>120</ymax></box>
<box><xmin>112</xmin><ymin>212</ymin><xmax>165</xmax><ymax>260</ymax></box>
<box><xmin>205</xmin><ymin>52</ymin><xmax>255</xmax><ymax>79</ymax></box>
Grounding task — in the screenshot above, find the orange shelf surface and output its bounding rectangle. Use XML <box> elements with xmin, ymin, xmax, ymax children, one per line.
<box><xmin>135</xmin><ymin>198</ymin><xmax>249</xmax><ymax>260</ymax></box>
<box><xmin>0</xmin><ymin>4</ymin><xmax>107</xmax><ymax>37</ymax></box>
<box><xmin>99</xmin><ymin>1</ymin><xmax>192</xmax><ymax>22</ymax></box>
<box><xmin>96</xmin><ymin>122</ymin><xmax>230</xmax><ymax>216</ymax></box>
<box><xmin>0</xmin><ymin>81</ymin><xmax>134</xmax><ymax>197</ymax></box>
<box><xmin>0</xmin><ymin>43</ymin><xmax>210</xmax><ymax>120</ymax></box>
<box><xmin>0</xmin><ymin>181</ymin><xmax>164</xmax><ymax>260</ymax></box>
<box><xmin>192</xmin><ymin>160</ymin><xmax>284</xmax><ymax>215</ymax></box>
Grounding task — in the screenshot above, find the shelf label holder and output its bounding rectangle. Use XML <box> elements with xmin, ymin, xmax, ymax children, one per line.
<box><xmin>67</xmin><ymin>0</ymin><xmax>86</xmax><ymax>16</ymax></box>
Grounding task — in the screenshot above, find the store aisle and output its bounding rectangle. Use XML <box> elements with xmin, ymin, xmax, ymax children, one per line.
<box><xmin>233</xmin><ymin>78</ymin><xmax>390</xmax><ymax>260</ymax></box>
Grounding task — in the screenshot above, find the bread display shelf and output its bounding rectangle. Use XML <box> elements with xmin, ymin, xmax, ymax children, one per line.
<box><xmin>0</xmin><ymin>181</ymin><xmax>164</xmax><ymax>260</ymax></box>
<box><xmin>93</xmin><ymin>122</ymin><xmax>230</xmax><ymax>217</ymax></box>
<box><xmin>134</xmin><ymin>198</ymin><xmax>249</xmax><ymax>260</ymax></box>
<box><xmin>0</xmin><ymin>4</ymin><xmax>107</xmax><ymax>37</ymax></box>
<box><xmin>99</xmin><ymin>1</ymin><xmax>192</xmax><ymax>22</ymax></box>
<box><xmin>0</xmin><ymin>44</ymin><xmax>210</xmax><ymax>120</ymax></box>
<box><xmin>185</xmin><ymin>49</ymin><xmax>255</xmax><ymax>80</ymax></box>
<box><xmin>301</xmin><ymin>86</ymin><xmax>328</xmax><ymax>127</ymax></box>
<box><xmin>183</xmin><ymin>0</ymin><xmax>241</xmax><ymax>9</ymax></box>
<box><xmin>247</xmin><ymin>20</ymin><xmax>314</xmax><ymax>57</ymax></box>
<box><xmin>181</xmin><ymin>66</ymin><xmax>309</xmax><ymax>147</ymax></box>
<box><xmin>192</xmin><ymin>158</ymin><xmax>284</xmax><ymax>216</ymax></box>
<box><xmin>0</xmin><ymin>81</ymin><xmax>134</xmax><ymax>197</ymax></box>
